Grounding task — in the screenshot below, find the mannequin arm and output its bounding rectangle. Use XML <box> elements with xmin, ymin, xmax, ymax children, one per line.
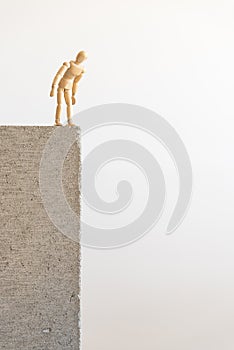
<box><xmin>50</xmin><ymin>62</ymin><xmax>69</xmax><ymax>96</ymax></box>
<box><xmin>72</xmin><ymin>73</ymin><xmax>83</xmax><ymax>96</ymax></box>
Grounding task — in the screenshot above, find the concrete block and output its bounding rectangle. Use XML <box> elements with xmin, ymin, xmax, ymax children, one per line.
<box><xmin>0</xmin><ymin>126</ymin><xmax>80</xmax><ymax>350</ymax></box>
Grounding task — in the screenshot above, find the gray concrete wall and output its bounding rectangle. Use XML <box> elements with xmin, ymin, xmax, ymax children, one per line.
<box><xmin>0</xmin><ymin>126</ymin><xmax>80</xmax><ymax>350</ymax></box>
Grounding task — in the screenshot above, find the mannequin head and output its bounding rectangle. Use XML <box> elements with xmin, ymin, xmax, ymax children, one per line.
<box><xmin>76</xmin><ymin>51</ymin><xmax>87</xmax><ymax>63</ymax></box>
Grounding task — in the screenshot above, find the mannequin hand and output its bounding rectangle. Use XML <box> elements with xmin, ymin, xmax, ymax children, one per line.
<box><xmin>72</xmin><ymin>96</ymin><xmax>76</xmax><ymax>105</ymax></box>
<box><xmin>50</xmin><ymin>87</ymin><xmax>55</xmax><ymax>97</ymax></box>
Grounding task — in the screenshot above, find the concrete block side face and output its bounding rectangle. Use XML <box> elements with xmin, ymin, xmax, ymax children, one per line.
<box><xmin>0</xmin><ymin>126</ymin><xmax>81</xmax><ymax>350</ymax></box>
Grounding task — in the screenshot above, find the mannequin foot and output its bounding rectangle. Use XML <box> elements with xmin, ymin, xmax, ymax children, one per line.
<box><xmin>55</xmin><ymin>121</ymin><xmax>62</xmax><ymax>126</ymax></box>
<box><xmin>67</xmin><ymin>119</ymin><xmax>75</xmax><ymax>126</ymax></box>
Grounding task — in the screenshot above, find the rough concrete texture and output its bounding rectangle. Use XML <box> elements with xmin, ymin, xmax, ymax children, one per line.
<box><xmin>0</xmin><ymin>126</ymin><xmax>80</xmax><ymax>350</ymax></box>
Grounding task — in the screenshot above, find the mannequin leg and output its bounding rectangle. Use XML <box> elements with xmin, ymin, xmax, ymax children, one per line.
<box><xmin>55</xmin><ymin>88</ymin><xmax>63</xmax><ymax>126</ymax></box>
<box><xmin>64</xmin><ymin>89</ymin><xmax>75</xmax><ymax>126</ymax></box>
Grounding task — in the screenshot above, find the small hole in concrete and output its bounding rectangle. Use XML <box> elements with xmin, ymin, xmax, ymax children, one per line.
<box><xmin>42</xmin><ymin>328</ymin><xmax>52</xmax><ymax>334</ymax></box>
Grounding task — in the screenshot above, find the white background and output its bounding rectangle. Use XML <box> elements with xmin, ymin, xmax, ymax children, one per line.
<box><xmin>1</xmin><ymin>1</ymin><xmax>234</xmax><ymax>349</ymax></box>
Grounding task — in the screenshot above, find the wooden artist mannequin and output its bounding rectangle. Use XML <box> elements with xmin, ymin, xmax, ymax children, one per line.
<box><xmin>50</xmin><ymin>51</ymin><xmax>87</xmax><ymax>126</ymax></box>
